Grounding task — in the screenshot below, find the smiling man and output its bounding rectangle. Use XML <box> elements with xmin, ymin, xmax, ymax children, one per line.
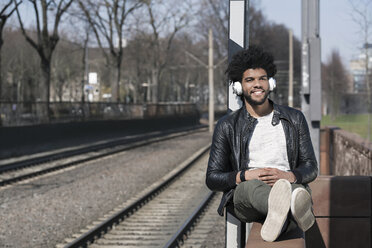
<box><xmin>206</xmin><ymin>46</ymin><xmax>318</xmax><ymax>242</ymax></box>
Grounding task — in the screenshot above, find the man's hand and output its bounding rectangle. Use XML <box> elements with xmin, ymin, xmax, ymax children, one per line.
<box><xmin>244</xmin><ymin>169</ymin><xmax>266</xmax><ymax>181</ymax></box>
<box><xmin>236</xmin><ymin>169</ymin><xmax>266</xmax><ymax>183</ymax></box>
<box><xmin>258</xmin><ymin>168</ymin><xmax>296</xmax><ymax>186</ymax></box>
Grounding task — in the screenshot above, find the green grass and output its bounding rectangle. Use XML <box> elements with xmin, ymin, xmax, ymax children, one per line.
<box><xmin>321</xmin><ymin>114</ymin><xmax>372</xmax><ymax>142</ymax></box>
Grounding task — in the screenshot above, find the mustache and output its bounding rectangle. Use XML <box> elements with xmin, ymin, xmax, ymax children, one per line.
<box><xmin>251</xmin><ymin>87</ymin><xmax>265</xmax><ymax>92</ymax></box>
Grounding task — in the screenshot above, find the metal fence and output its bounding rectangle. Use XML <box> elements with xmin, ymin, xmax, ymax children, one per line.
<box><xmin>0</xmin><ymin>102</ymin><xmax>200</xmax><ymax>127</ymax></box>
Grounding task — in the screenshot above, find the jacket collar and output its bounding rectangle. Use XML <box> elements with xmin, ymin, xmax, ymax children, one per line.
<box><xmin>240</xmin><ymin>99</ymin><xmax>282</xmax><ymax>126</ymax></box>
<box><xmin>271</xmin><ymin>99</ymin><xmax>281</xmax><ymax>126</ymax></box>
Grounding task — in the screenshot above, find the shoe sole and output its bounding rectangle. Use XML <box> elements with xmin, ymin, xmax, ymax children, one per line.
<box><xmin>261</xmin><ymin>179</ymin><xmax>291</xmax><ymax>242</ymax></box>
<box><xmin>291</xmin><ymin>188</ymin><xmax>315</xmax><ymax>232</ymax></box>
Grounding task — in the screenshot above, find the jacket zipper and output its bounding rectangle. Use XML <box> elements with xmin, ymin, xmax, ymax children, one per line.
<box><xmin>280</xmin><ymin>116</ymin><xmax>298</xmax><ymax>169</ymax></box>
<box><xmin>239</xmin><ymin>118</ymin><xmax>255</xmax><ymax>170</ymax></box>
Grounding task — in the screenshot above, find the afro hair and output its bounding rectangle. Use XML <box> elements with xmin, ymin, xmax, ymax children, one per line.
<box><xmin>226</xmin><ymin>45</ymin><xmax>277</xmax><ymax>83</ymax></box>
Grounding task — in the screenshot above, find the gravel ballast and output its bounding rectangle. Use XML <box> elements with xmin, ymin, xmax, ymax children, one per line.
<box><xmin>0</xmin><ymin>131</ymin><xmax>225</xmax><ymax>248</ymax></box>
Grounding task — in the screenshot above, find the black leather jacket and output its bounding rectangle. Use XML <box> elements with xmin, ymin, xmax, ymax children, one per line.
<box><xmin>206</xmin><ymin>100</ymin><xmax>318</xmax><ymax>216</ymax></box>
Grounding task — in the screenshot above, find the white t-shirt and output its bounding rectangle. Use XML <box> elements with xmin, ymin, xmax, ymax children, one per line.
<box><xmin>247</xmin><ymin>111</ymin><xmax>290</xmax><ymax>171</ymax></box>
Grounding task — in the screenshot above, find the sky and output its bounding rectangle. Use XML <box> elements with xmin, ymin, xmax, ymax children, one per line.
<box><xmin>258</xmin><ymin>0</ymin><xmax>364</xmax><ymax>65</ymax></box>
<box><xmin>12</xmin><ymin>0</ymin><xmax>366</xmax><ymax>67</ymax></box>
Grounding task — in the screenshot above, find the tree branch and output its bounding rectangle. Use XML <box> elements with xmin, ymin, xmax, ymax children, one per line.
<box><xmin>32</xmin><ymin>0</ymin><xmax>42</xmax><ymax>44</ymax></box>
<box><xmin>0</xmin><ymin>1</ymin><xmax>14</xmax><ymax>16</ymax></box>
<box><xmin>78</xmin><ymin>0</ymin><xmax>110</xmax><ymax>64</ymax></box>
<box><xmin>53</xmin><ymin>0</ymin><xmax>74</xmax><ymax>43</ymax></box>
<box><xmin>12</xmin><ymin>0</ymin><xmax>39</xmax><ymax>51</ymax></box>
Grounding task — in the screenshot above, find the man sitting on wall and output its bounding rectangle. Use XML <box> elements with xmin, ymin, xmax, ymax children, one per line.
<box><xmin>206</xmin><ymin>46</ymin><xmax>318</xmax><ymax>242</ymax></box>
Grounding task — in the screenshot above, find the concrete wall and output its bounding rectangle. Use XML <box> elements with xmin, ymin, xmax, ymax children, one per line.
<box><xmin>0</xmin><ymin>102</ymin><xmax>200</xmax><ymax>127</ymax></box>
<box><xmin>321</xmin><ymin>127</ymin><xmax>372</xmax><ymax>176</ymax></box>
<box><xmin>0</xmin><ymin>114</ymin><xmax>201</xmax><ymax>159</ymax></box>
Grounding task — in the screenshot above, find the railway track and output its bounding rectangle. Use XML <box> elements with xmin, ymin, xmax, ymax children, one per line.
<box><xmin>57</xmin><ymin>144</ymin><xmax>219</xmax><ymax>248</ymax></box>
<box><xmin>0</xmin><ymin>126</ymin><xmax>205</xmax><ymax>187</ymax></box>
<box><xmin>180</xmin><ymin>192</ymin><xmax>223</xmax><ymax>247</ymax></box>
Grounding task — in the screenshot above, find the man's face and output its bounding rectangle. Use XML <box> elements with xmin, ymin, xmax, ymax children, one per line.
<box><xmin>241</xmin><ymin>68</ymin><xmax>270</xmax><ymax>106</ymax></box>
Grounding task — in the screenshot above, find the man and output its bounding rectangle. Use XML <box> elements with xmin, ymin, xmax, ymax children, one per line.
<box><xmin>206</xmin><ymin>46</ymin><xmax>318</xmax><ymax>242</ymax></box>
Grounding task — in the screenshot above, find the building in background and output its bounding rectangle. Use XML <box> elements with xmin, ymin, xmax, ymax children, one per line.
<box><xmin>349</xmin><ymin>44</ymin><xmax>372</xmax><ymax>93</ymax></box>
<box><xmin>86</xmin><ymin>72</ymin><xmax>100</xmax><ymax>102</ymax></box>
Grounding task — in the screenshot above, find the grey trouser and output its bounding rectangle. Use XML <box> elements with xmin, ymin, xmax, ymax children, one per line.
<box><xmin>233</xmin><ymin>179</ymin><xmax>307</xmax><ymax>225</ymax></box>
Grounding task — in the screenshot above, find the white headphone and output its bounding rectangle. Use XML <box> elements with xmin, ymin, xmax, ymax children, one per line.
<box><xmin>232</xmin><ymin>77</ymin><xmax>276</xmax><ymax>96</ymax></box>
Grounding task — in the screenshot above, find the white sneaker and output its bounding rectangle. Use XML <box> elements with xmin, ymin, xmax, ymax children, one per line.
<box><xmin>291</xmin><ymin>188</ymin><xmax>315</xmax><ymax>232</ymax></box>
<box><xmin>261</xmin><ymin>179</ymin><xmax>292</xmax><ymax>242</ymax></box>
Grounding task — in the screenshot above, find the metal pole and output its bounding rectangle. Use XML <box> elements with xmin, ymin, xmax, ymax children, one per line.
<box><xmin>244</xmin><ymin>0</ymin><xmax>250</xmax><ymax>49</ymax></box>
<box><xmin>288</xmin><ymin>29</ymin><xmax>293</xmax><ymax>107</ymax></box>
<box><xmin>227</xmin><ymin>0</ymin><xmax>247</xmax><ymax>112</ymax></box>
<box><xmin>208</xmin><ymin>29</ymin><xmax>214</xmax><ymax>133</ymax></box>
<box><xmin>84</xmin><ymin>35</ymin><xmax>89</xmax><ymax>103</ymax></box>
<box><xmin>301</xmin><ymin>0</ymin><xmax>321</xmax><ymax>165</ymax></box>
<box><xmin>226</xmin><ymin>1</ymin><xmax>250</xmax><ymax>247</ymax></box>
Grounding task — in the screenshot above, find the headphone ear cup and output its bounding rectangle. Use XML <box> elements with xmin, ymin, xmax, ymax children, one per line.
<box><xmin>269</xmin><ymin>78</ymin><xmax>276</xmax><ymax>91</ymax></box>
<box><xmin>232</xmin><ymin>81</ymin><xmax>242</xmax><ymax>95</ymax></box>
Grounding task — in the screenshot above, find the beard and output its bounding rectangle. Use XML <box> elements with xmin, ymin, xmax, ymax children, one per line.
<box><xmin>243</xmin><ymin>89</ymin><xmax>270</xmax><ymax>106</ymax></box>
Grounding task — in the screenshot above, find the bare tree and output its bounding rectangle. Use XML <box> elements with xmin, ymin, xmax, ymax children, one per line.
<box><xmin>78</xmin><ymin>0</ymin><xmax>143</xmax><ymax>102</ymax></box>
<box><xmin>194</xmin><ymin>0</ymin><xmax>228</xmax><ymax>106</ymax></box>
<box><xmin>349</xmin><ymin>0</ymin><xmax>372</xmax><ymax>140</ymax></box>
<box><xmin>322</xmin><ymin>50</ymin><xmax>350</xmax><ymax>119</ymax></box>
<box><xmin>13</xmin><ymin>0</ymin><xmax>73</xmax><ymax>121</ymax></box>
<box><xmin>0</xmin><ymin>0</ymin><xmax>21</xmax><ymax>100</ymax></box>
<box><xmin>2</xmin><ymin>27</ymin><xmax>40</xmax><ymax>102</ymax></box>
<box><xmin>51</xmin><ymin>34</ymin><xmax>81</xmax><ymax>102</ymax></box>
<box><xmin>136</xmin><ymin>0</ymin><xmax>192</xmax><ymax>103</ymax></box>
<box><xmin>64</xmin><ymin>9</ymin><xmax>91</xmax><ymax>104</ymax></box>
<box><xmin>196</xmin><ymin>0</ymin><xmax>228</xmax><ymax>57</ymax></box>
<box><xmin>60</xmin><ymin>3</ymin><xmax>97</xmax><ymax>106</ymax></box>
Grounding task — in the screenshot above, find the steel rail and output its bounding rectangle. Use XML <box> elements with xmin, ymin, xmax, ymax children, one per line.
<box><xmin>163</xmin><ymin>191</ymin><xmax>215</xmax><ymax>248</ymax></box>
<box><xmin>63</xmin><ymin>144</ymin><xmax>211</xmax><ymax>248</ymax></box>
<box><xmin>0</xmin><ymin>125</ymin><xmax>205</xmax><ymax>174</ymax></box>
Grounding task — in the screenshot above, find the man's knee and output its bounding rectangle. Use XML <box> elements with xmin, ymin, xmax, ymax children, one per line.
<box><xmin>233</xmin><ymin>179</ymin><xmax>268</xmax><ymax>222</ymax></box>
<box><xmin>234</xmin><ymin>179</ymin><xmax>265</xmax><ymax>204</ymax></box>
<box><xmin>236</xmin><ymin>179</ymin><xmax>264</xmax><ymax>193</ymax></box>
